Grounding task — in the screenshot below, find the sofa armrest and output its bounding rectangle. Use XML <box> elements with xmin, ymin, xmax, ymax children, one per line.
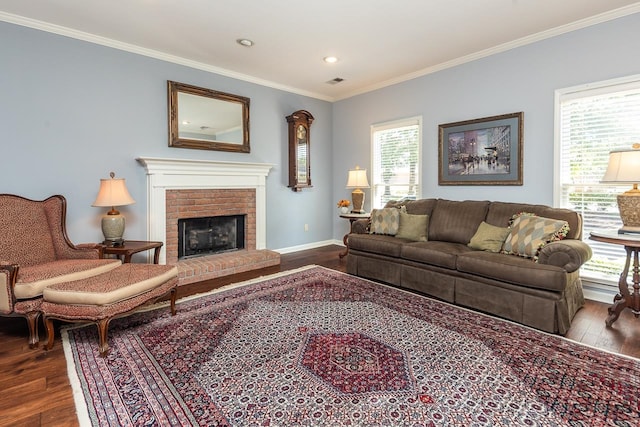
<box><xmin>0</xmin><ymin>263</ymin><xmax>19</xmax><ymax>314</ymax></box>
<box><xmin>351</xmin><ymin>219</ymin><xmax>370</xmax><ymax>234</ymax></box>
<box><xmin>537</xmin><ymin>240</ymin><xmax>593</xmax><ymax>273</ymax></box>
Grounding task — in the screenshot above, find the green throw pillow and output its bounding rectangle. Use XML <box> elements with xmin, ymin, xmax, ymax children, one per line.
<box><xmin>502</xmin><ymin>213</ymin><xmax>570</xmax><ymax>260</ymax></box>
<box><xmin>369</xmin><ymin>208</ymin><xmax>400</xmax><ymax>235</ymax></box>
<box><xmin>396</xmin><ymin>212</ymin><xmax>429</xmax><ymax>241</ymax></box>
<box><xmin>468</xmin><ymin>221</ymin><xmax>510</xmax><ymax>252</ymax></box>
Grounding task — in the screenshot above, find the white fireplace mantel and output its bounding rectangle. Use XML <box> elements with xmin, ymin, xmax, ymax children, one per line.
<box><xmin>137</xmin><ymin>157</ymin><xmax>273</xmax><ymax>264</ymax></box>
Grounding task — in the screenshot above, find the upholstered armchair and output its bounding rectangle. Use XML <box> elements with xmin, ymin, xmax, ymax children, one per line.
<box><xmin>0</xmin><ymin>194</ymin><xmax>122</xmax><ymax>347</ymax></box>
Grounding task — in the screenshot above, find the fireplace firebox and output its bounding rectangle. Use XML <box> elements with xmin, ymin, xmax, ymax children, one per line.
<box><xmin>178</xmin><ymin>215</ymin><xmax>245</xmax><ymax>259</ymax></box>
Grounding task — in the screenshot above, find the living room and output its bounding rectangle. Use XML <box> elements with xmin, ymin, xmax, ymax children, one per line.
<box><xmin>2</xmin><ymin>2</ymin><xmax>640</xmax><ymax>425</ymax></box>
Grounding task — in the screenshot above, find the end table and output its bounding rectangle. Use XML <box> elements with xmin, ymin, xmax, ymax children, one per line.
<box><xmin>338</xmin><ymin>212</ymin><xmax>370</xmax><ymax>259</ymax></box>
<box><xmin>102</xmin><ymin>240</ymin><xmax>163</xmax><ymax>264</ymax></box>
<box><xmin>589</xmin><ymin>230</ymin><xmax>640</xmax><ymax>326</ymax></box>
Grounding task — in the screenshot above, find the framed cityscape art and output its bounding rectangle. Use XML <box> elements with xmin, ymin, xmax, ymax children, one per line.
<box><xmin>438</xmin><ymin>112</ymin><xmax>523</xmax><ymax>185</ymax></box>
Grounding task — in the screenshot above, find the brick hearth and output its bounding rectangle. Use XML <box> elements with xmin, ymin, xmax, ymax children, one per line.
<box><xmin>137</xmin><ymin>157</ymin><xmax>279</xmax><ymax>286</ymax></box>
<box><xmin>165</xmin><ymin>188</ymin><xmax>280</xmax><ymax>286</ymax></box>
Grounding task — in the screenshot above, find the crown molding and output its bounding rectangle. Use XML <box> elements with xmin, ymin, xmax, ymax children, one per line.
<box><xmin>335</xmin><ymin>4</ymin><xmax>640</xmax><ymax>101</ymax></box>
<box><xmin>0</xmin><ymin>11</ymin><xmax>333</xmax><ymax>102</ymax></box>
<box><xmin>2</xmin><ymin>4</ymin><xmax>639</xmax><ymax>104</ymax></box>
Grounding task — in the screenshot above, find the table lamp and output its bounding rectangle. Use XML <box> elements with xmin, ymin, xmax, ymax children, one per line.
<box><xmin>92</xmin><ymin>172</ymin><xmax>136</xmax><ymax>245</ymax></box>
<box><xmin>346</xmin><ymin>166</ymin><xmax>370</xmax><ymax>213</ymax></box>
<box><xmin>601</xmin><ymin>143</ymin><xmax>640</xmax><ymax>234</ymax></box>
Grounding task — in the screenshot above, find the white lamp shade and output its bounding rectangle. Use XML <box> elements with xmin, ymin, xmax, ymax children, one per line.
<box><xmin>346</xmin><ymin>168</ymin><xmax>370</xmax><ymax>189</ymax></box>
<box><xmin>92</xmin><ymin>176</ymin><xmax>135</xmax><ymax>207</ymax></box>
<box><xmin>601</xmin><ymin>149</ymin><xmax>640</xmax><ymax>184</ymax></box>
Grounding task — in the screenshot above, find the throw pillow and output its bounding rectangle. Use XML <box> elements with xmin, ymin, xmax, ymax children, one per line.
<box><xmin>396</xmin><ymin>212</ymin><xmax>429</xmax><ymax>241</ymax></box>
<box><xmin>502</xmin><ymin>213</ymin><xmax>570</xmax><ymax>260</ymax></box>
<box><xmin>467</xmin><ymin>221</ymin><xmax>510</xmax><ymax>252</ymax></box>
<box><xmin>369</xmin><ymin>208</ymin><xmax>401</xmax><ymax>235</ymax></box>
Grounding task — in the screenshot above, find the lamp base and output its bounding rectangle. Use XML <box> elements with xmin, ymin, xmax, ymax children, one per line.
<box><xmin>102</xmin><ymin>239</ymin><xmax>125</xmax><ymax>247</ymax></box>
<box><xmin>351</xmin><ymin>189</ymin><xmax>366</xmax><ymax>214</ymax></box>
<box><xmin>617</xmin><ymin>193</ymin><xmax>640</xmax><ymax>235</ymax></box>
<box><xmin>618</xmin><ymin>226</ymin><xmax>640</xmax><ymax>235</ymax></box>
<box><xmin>101</xmin><ymin>213</ymin><xmax>126</xmax><ymax>243</ymax></box>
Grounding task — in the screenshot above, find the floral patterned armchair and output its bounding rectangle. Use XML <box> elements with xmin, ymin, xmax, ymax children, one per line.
<box><xmin>0</xmin><ymin>194</ymin><xmax>121</xmax><ymax>347</ymax></box>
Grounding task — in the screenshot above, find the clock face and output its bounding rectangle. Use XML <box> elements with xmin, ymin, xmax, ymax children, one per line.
<box><xmin>296</xmin><ymin>124</ymin><xmax>307</xmax><ymax>141</ymax></box>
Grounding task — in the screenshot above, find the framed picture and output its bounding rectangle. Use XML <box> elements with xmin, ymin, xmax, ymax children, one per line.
<box><xmin>438</xmin><ymin>112</ymin><xmax>523</xmax><ymax>185</ymax></box>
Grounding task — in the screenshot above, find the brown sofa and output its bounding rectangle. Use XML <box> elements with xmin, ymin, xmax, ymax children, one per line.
<box><xmin>346</xmin><ymin>198</ymin><xmax>593</xmax><ymax>334</ymax></box>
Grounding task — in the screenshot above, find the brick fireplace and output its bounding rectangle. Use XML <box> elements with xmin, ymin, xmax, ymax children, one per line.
<box><xmin>137</xmin><ymin>157</ymin><xmax>280</xmax><ymax>285</ymax></box>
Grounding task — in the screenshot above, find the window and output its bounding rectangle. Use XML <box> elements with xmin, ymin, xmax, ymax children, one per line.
<box><xmin>555</xmin><ymin>75</ymin><xmax>640</xmax><ymax>285</ymax></box>
<box><xmin>371</xmin><ymin>117</ymin><xmax>421</xmax><ymax>209</ymax></box>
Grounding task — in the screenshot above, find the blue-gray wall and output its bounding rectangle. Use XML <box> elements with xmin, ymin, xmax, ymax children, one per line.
<box><xmin>2</xmin><ymin>13</ymin><xmax>640</xmax><ymax>251</ymax></box>
<box><xmin>0</xmin><ymin>21</ymin><xmax>333</xmax><ymax>250</ymax></box>
<box><xmin>332</xmin><ymin>12</ymin><xmax>640</xmax><ymax>241</ymax></box>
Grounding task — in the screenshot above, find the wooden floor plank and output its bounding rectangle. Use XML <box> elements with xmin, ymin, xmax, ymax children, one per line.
<box><xmin>0</xmin><ymin>244</ymin><xmax>638</xmax><ymax>427</ymax></box>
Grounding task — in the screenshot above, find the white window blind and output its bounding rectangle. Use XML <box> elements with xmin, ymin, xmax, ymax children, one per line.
<box><xmin>371</xmin><ymin>117</ymin><xmax>421</xmax><ymax>209</ymax></box>
<box><xmin>557</xmin><ymin>77</ymin><xmax>640</xmax><ymax>284</ymax></box>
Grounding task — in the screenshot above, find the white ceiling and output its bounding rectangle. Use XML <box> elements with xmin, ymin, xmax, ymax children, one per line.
<box><xmin>1</xmin><ymin>0</ymin><xmax>639</xmax><ymax>101</ymax></box>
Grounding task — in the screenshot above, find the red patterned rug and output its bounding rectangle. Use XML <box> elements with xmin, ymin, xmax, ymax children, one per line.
<box><xmin>62</xmin><ymin>266</ymin><xmax>640</xmax><ymax>426</ymax></box>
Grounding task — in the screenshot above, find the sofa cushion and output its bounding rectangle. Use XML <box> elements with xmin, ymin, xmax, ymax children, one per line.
<box><xmin>401</xmin><ymin>241</ymin><xmax>473</xmax><ymax>270</ymax></box>
<box><xmin>468</xmin><ymin>221</ymin><xmax>510</xmax><ymax>253</ymax></box>
<box><xmin>369</xmin><ymin>208</ymin><xmax>400</xmax><ymax>235</ymax></box>
<box><xmin>502</xmin><ymin>213</ymin><xmax>570</xmax><ymax>260</ymax></box>
<box><xmin>13</xmin><ymin>259</ymin><xmax>122</xmax><ymax>299</ymax></box>
<box><xmin>349</xmin><ymin>233</ymin><xmax>405</xmax><ymax>257</ymax></box>
<box><xmin>395</xmin><ymin>212</ymin><xmax>429</xmax><ymax>242</ymax></box>
<box><xmin>457</xmin><ymin>251</ymin><xmax>567</xmax><ymax>292</ymax></box>
<box><xmin>428</xmin><ymin>200</ymin><xmax>490</xmax><ymax>244</ymax></box>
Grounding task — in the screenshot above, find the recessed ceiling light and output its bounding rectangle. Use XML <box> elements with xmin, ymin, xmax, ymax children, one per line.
<box><xmin>237</xmin><ymin>38</ymin><xmax>254</xmax><ymax>47</ymax></box>
<box><xmin>323</xmin><ymin>56</ymin><xmax>338</xmax><ymax>64</ymax></box>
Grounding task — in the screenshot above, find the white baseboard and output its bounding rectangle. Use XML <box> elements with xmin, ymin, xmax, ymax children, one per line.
<box><xmin>274</xmin><ymin>239</ymin><xmax>343</xmax><ymax>254</ymax></box>
<box><xmin>582</xmin><ymin>279</ymin><xmax>618</xmax><ymax>304</ymax></box>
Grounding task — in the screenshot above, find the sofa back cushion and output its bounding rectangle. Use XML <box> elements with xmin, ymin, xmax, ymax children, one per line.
<box><xmin>385</xmin><ymin>198</ymin><xmax>437</xmax><ymax>216</ymax></box>
<box><xmin>485</xmin><ymin>202</ymin><xmax>582</xmax><ymax>239</ymax></box>
<box><xmin>429</xmin><ymin>199</ymin><xmax>490</xmax><ymax>244</ymax></box>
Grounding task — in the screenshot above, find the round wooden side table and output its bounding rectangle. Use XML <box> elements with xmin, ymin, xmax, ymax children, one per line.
<box><xmin>589</xmin><ymin>230</ymin><xmax>640</xmax><ymax>326</ymax></box>
<box><xmin>338</xmin><ymin>212</ymin><xmax>370</xmax><ymax>259</ymax></box>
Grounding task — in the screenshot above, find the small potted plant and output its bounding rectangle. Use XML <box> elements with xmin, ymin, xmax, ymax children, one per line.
<box><xmin>337</xmin><ymin>199</ymin><xmax>350</xmax><ymax>214</ymax></box>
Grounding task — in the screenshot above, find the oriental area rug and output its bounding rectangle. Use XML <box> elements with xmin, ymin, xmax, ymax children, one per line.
<box><xmin>62</xmin><ymin>266</ymin><xmax>640</xmax><ymax>426</ymax></box>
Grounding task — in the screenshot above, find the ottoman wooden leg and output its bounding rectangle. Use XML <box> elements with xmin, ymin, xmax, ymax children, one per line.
<box><xmin>170</xmin><ymin>288</ymin><xmax>177</xmax><ymax>316</ymax></box>
<box><xmin>97</xmin><ymin>318</ymin><xmax>112</xmax><ymax>357</ymax></box>
<box><xmin>44</xmin><ymin>317</ymin><xmax>55</xmax><ymax>350</ymax></box>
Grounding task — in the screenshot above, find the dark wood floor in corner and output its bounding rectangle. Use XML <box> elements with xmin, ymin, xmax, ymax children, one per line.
<box><xmin>1</xmin><ymin>244</ymin><xmax>639</xmax><ymax>426</ymax></box>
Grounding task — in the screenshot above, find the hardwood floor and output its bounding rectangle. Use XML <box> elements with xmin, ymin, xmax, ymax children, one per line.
<box><xmin>1</xmin><ymin>244</ymin><xmax>639</xmax><ymax>426</ymax></box>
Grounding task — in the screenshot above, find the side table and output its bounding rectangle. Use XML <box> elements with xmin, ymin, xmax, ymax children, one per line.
<box><xmin>589</xmin><ymin>230</ymin><xmax>640</xmax><ymax>326</ymax></box>
<box><xmin>338</xmin><ymin>212</ymin><xmax>370</xmax><ymax>259</ymax></box>
<box><xmin>102</xmin><ymin>240</ymin><xmax>163</xmax><ymax>264</ymax></box>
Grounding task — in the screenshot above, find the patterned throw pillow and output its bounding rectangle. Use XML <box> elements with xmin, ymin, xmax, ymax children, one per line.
<box><xmin>369</xmin><ymin>208</ymin><xmax>401</xmax><ymax>235</ymax></box>
<box><xmin>502</xmin><ymin>213</ymin><xmax>570</xmax><ymax>260</ymax></box>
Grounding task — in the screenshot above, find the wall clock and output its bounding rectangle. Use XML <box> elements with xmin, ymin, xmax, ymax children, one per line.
<box><xmin>286</xmin><ymin>110</ymin><xmax>314</xmax><ymax>192</ymax></box>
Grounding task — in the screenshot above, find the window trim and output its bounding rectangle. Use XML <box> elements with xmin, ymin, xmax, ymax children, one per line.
<box><xmin>370</xmin><ymin>116</ymin><xmax>422</xmax><ymax>209</ymax></box>
<box><xmin>553</xmin><ymin>73</ymin><xmax>640</xmax><ymax>288</ymax></box>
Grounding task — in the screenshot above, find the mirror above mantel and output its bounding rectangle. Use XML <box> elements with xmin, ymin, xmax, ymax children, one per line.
<box><xmin>168</xmin><ymin>81</ymin><xmax>250</xmax><ymax>153</ymax></box>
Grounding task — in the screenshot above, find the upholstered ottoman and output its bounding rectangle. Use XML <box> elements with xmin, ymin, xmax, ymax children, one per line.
<box><xmin>42</xmin><ymin>263</ymin><xmax>178</xmax><ymax>356</ymax></box>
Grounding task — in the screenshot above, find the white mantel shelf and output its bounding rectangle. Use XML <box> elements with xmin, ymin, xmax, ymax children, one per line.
<box><xmin>137</xmin><ymin>157</ymin><xmax>274</xmax><ymax>264</ymax></box>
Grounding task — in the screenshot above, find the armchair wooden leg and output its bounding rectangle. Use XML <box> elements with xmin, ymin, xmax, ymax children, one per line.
<box><xmin>25</xmin><ymin>311</ymin><xmax>41</xmax><ymax>349</ymax></box>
